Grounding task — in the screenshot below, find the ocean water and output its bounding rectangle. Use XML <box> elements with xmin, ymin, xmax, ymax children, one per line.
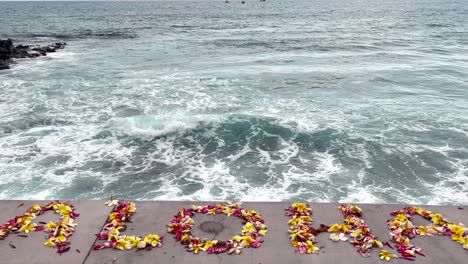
<box><xmin>0</xmin><ymin>0</ymin><xmax>467</xmax><ymax>204</ymax></box>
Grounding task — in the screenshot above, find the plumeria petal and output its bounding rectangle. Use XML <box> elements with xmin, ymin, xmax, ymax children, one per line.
<box><xmin>168</xmin><ymin>203</ymin><xmax>266</xmax><ymax>254</ymax></box>
<box><xmin>286</xmin><ymin>203</ymin><xmax>321</xmax><ymax>254</ymax></box>
<box><xmin>387</xmin><ymin>207</ymin><xmax>467</xmax><ymax>260</ymax></box>
<box><xmin>105</xmin><ymin>200</ymin><xmax>119</xmax><ymax>207</ymax></box>
<box><xmin>0</xmin><ymin>201</ymin><xmax>79</xmax><ymax>255</ymax></box>
<box><xmin>379</xmin><ymin>250</ymin><xmax>397</xmax><ymax>261</ymax></box>
<box><xmin>93</xmin><ymin>201</ymin><xmax>163</xmax><ymax>251</ymax></box>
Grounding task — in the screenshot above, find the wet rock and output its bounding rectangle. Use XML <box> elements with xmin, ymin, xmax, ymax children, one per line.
<box><xmin>56</xmin><ymin>42</ymin><xmax>66</xmax><ymax>49</ymax></box>
<box><xmin>0</xmin><ymin>39</ymin><xmax>15</xmax><ymax>69</ymax></box>
<box><xmin>27</xmin><ymin>50</ymin><xmax>42</xmax><ymax>58</ymax></box>
<box><xmin>32</xmin><ymin>47</ymin><xmax>48</xmax><ymax>55</ymax></box>
<box><xmin>15</xmin><ymin>44</ymin><xmax>29</xmax><ymax>49</ymax></box>
<box><xmin>0</xmin><ymin>39</ymin><xmax>67</xmax><ymax>70</ymax></box>
<box><xmin>0</xmin><ymin>39</ymin><xmax>14</xmax><ymax>54</ymax></box>
<box><xmin>12</xmin><ymin>45</ymin><xmax>30</xmax><ymax>58</ymax></box>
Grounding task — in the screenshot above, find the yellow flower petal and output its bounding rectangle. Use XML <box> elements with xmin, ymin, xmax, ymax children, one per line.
<box><xmin>44</xmin><ymin>238</ymin><xmax>56</xmax><ymax>247</ymax></box>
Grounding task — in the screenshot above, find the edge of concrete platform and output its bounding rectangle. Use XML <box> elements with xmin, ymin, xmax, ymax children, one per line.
<box><xmin>1</xmin><ymin>200</ymin><xmax>467</xmax><ymax>264</ymax></box>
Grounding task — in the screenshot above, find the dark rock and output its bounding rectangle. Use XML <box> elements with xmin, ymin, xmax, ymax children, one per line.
<box><xmin>0</xmin><ymin>39</ymin><xmax>67</xmax><ymax>70</ymax></box>
<box><xmin>55</xmin><ymin>42</ymin><xmax>67</xmax><ymax>48</ymax></box>
<box><xmin>45</xmin><ymin>46</ymin><xmax>56</xmax><ymax>52</ymax></box>
<box><xmin>27</xmin><ymin>50</ymin><xmax>42</xmax><ymax>58</ymax></box>
<box><xmin>12</xmin><ymin>46</ymin><xmax>29</xmax><ymax>58</ymax></box>
<box><xmin>0</xmin><ymin>39</ymin><xmax>14</xmax><ymax>69</ymax></box>
<box><xmin>15</xmin><ymin>44</ymin><xmax>29</xmax><ymax>49</ymax></box>
<box><xmin>31</xmin><ymin>47</ymin><xmax>47</xmax><ymax>56</ymax></box>
<box><xmin>0</xmin><ymin>39</ymin><xmax>14</xmax><ymax>54</ymax></box>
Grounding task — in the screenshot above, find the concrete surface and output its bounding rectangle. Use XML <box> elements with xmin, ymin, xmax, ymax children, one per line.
<box><xmin>0</xmin><ymin>200</ymin><xmax>112</xmax><ymax>264</ymax></box>
<box><xmin>0</xmin><ymin>201</ymin><xmax>467</xmax><ymax>264</ymax></box>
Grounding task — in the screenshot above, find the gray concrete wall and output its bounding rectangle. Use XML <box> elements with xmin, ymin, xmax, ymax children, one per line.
<box><xmin>1</xmin><ymin>201</ymin><xmax>467</xmax><ymax>264</ymax></box>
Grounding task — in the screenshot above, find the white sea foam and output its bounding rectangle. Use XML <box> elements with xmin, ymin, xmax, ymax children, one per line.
<box><xmin>111</xmin><ymin>113</ymin><xmax>223</xmax><ymax>139</ymax></box>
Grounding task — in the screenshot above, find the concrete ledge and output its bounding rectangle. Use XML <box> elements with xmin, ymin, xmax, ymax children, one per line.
<box><xmin>0</xmin><ymin>200</ymin><xmax>112</xmax><ymax>264</ymax></box>
<box><xmin>1</xmin><ymin>201</ymin><xmax>467</xmax><ymax>264</ymax></box>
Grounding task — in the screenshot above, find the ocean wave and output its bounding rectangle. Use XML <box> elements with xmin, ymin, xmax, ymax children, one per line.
<box><xmin>110</xmin><ymin>113</ymin><xmax>223</xmax><ymax>139</ymax></box>
<box><xmin>1</xmin><ymin>112</ymin><xmax>467</xmax><ymax>205</ymax></box>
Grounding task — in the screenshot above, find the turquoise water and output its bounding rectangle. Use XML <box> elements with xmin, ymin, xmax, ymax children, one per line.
<box><xmin>0</xmin><ymin>0</ymin><xmax>467</xmax><ymax>204</ymax></box>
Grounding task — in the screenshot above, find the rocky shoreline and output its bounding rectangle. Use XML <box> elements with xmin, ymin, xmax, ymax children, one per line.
<box><xmin>0</xmin><ymin>39</ymin><xmax>66</xmax><ymax>70</ymax></box>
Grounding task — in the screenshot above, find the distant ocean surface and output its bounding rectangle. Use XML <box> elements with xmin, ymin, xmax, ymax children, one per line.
<box><xmin>0</xmin><ymin>0</ymin><xmax>467</xmax><ymax>204</ymax></box>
